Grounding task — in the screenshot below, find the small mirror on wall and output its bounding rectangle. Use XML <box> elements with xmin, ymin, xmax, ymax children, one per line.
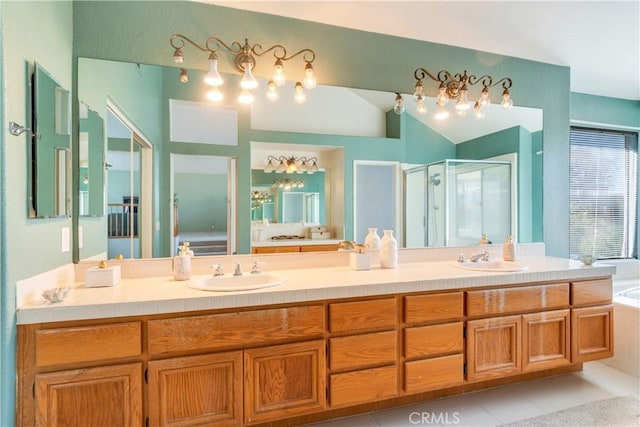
<box><xmin>79</xmin><ymin>103</ymin><xmax>105</xmax><ymax>216</ymax></box>
<box><xmin>30</xmin><ymin>62</ymin><xmax>71</xmax><ymax>218</ymax></box>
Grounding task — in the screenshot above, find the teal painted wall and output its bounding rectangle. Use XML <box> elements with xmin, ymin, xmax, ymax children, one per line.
<box><xmin>174</xmin><ymin>173</ymin><xmax>228</xmax><ymax>233</ymax></box>
<box><xmin>1</xmin><ymin>1</ymin><xmax>73</xmax><ymax>423</ymax></box>
<box><xmin>532</xmin><ymin>130</ymin><xmax>544</xmax><ymax>242</ymax></box>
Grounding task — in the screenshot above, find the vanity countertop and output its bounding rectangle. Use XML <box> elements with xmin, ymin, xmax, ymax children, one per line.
<box><xmin>16</xmin><ymin>256</ymin><xmax>615</xmax><ymax>325</ymax></box>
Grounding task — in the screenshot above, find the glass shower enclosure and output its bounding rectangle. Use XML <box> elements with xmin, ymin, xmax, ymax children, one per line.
<box><xmin>404</xmin><ymin>159</ymin><xmax>514</xmax><ymax>247</ymax></box>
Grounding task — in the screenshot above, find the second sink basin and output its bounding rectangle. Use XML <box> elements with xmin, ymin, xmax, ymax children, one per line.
<box><xmin>456</xmin><ymin>260</ymin><xmax>528</xmax><ymax>272</ymax></box>
<box><xmin>188</xmin><ymin>273</ymin><xmax>286</xmax><ymax>292</ymax></box>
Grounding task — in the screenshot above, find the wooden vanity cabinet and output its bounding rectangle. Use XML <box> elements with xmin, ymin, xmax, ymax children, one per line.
<box><xmin>147</xmin><ymin>352</ymin><xmax>243</xmax><ymax>427</ymax></box>
<box><xmin>571</xmin><ymin>279</ymin><xmax>614</xmax><ymax>362</ymax></box>
<box><xmin>252</xmin><ymin>243</ymin><xmax>339</xmax><ymax>254</ymax></box>
<box><xmin>466</xmin><ymin>284</ymin><xmax>572</xmax><ymax>381</ymax></box>
<box><xmin>18</xmin><ymin>321</ymin><xmax>143</xmax><ymax>427</ymax></box>
<box><xmin>35</xmin><ymin>363</ymin><xmax>142</xmax><ymax>426</ymax></box>
<box><xmin>328</xmin><ymin>298</ymin><xmax>399</xmax><ymax>407</ymax></box>
<box><xmin>403</xmin><ymin>292</ymin><xmax>465</xmax><ymax>393</ymax></box>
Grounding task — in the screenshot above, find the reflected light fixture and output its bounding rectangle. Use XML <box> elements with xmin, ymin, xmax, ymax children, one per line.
<box><xmin>273</xmin><ymin>178</ymin><xmax>305</xmax><ymax>190</ymax></box>
<box><xmin>170</xmin><ymin>34</ymin><xmax>317</xmax><ymax>105</ymax></box>
<box><xmin>408</xmin><ymin>67</ymin><xmax>513</xmax><ymax>119</ymax></box>
<box><xmin>264</xmin><ymin>155</ymin><xmax>319</xmax><ymax>174</ymax></box>
<box><xmin>393</xmin><ymin>93</ymin><xmax>405</xmax><ymax>115</ymax></box>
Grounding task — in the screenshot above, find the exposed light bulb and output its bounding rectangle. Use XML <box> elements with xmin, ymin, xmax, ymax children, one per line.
<box><xmin>206</xmin><ymin>86</ymin><xmax>223</xmax><ymax>102</ymax></box>
<box><xmin>204</xmin><ymin>56</ymin><xmax>223</xmax><ymax>86</ymax></box>
<box><xmin>479</xmin><ymin>86</ymin><xmax>491</xmax><ymax>107</ymax></box>
<box><xmin>393</xmin><ymin>93</ymin><xmax>405</xmax><ymax>115</ymax></box>
<box><xmin>173</xmin><ymin>47</ymin><xmax>184</xmax><ymax>64</ymax></box>
<box><xmin>179</xmin><ymin>68</ymin><xmax>188</xmax><ymax>83</ymax></box>
<box><xmin>294</xmin><ymin>82</ymin><xmax>306</xmax><ymax>104</ymax></box>
<box><xmin>237</xmin><ymin>88</ymin><xmax>254</xmax><ymax>104</ymax></box>
<box><xmin>302</xmin><ymin>62</ymin><xmax>317</xmax><ymax>89</ymax></box>
<box><xmin>436</xmin><ymin>83</ymin><xmax>449</xmax><ymax>105</ymax></box>
<box><xmin>240</xmin><ymin>62</ymin><xmax>258</xmax><ymax>90</ymax></box>
<box><xmin>416</xmin><ymin>97</ymin><xmax>428</xmax><ymax>115</ymax></box>
<box><xmin>272</xmin><ymin>59</ymin><xmax>286</xmax><ymax>86</ymax></box>
<box><xmin>455</xmin><ymin>87</ymin><xmax>471</xmax><ymax>111</ymax></box>
<box><xmin>434</xmin><ymin>104</ymin><xmax>450</xmax><ymax>120</ymax></box>
<box><xmin>456</xmin><ymin>109</ymin><xmax>467</xmax><ymax>117</ymax></box>
<box><xmin>501</xmin><ymin>90</ymin><xmax>513</xmax><ymax>109</ymax></box>
<box><xmin>413</xmin><ymin>80</ymin><xmax>424</xmax><ymax>101</ymax></box>
<box><xmin>266</xmin><ymin>79</ymin><xmax>278</xmax><ymax>101</ymax></box>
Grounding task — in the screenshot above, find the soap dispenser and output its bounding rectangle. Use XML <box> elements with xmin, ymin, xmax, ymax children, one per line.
<box><xmin>173</xmin><ymin>244</ymin><xmax>192</xmax><ymax>281</ymax></box>
<box><xmin>480</xmin><ymin>233</ymin><xmax>490</xmax><ymax>245</ymax></box>
<box><xmin>503</xmin><ymin>234</ymin><xmax>516</xmax><ymax>261</ymax></box>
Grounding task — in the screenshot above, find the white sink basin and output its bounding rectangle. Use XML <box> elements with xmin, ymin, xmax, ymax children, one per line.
<box><xmin>456</xmin><ymin>260</ymin><xmax>528</xmax><ymax>272</ymax></box>
<box><xmin>188</xmin><ymin>273</ymin><xmax>286</xmax><ymax>292</ymax></box>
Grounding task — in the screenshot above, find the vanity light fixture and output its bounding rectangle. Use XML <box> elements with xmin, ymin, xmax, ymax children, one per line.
<box><xmin>170</xmin><ymin>33</ymin><xmax>317</xmax><ymax>105</ymax></box>
<box><xmin>263</xmin><ymin>155</ymin><xmax>319</xmax><ymax>174</ymax></box>
<box><xmin>408</xmin><ymin>67</ymin><xmax>513</xmax><ymax>119</ymax></box>
<box><xmin>272</xmin><ymin>178</ymin><xmax>305</xmax><ymax>190</ymax></box>
<box><xmin>393</xmin><ymin>93</ymin><xmax>405</xmax><ymax>115</ymax></box>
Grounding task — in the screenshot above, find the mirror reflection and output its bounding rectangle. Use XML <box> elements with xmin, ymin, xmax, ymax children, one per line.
<box><xmin>76</xmin><ymin>57</ymin><xmax>542</xmax><ymax>260</ymax></box>
<box><xmin>31</xmin><ymin>62</ymin><xmax>71</xmax><ymax>218</ymax></box>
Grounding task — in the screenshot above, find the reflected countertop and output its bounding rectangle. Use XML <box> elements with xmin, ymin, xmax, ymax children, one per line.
<box><xmin>251</xmin><ymin>238</ymin><xmax>343</xmax><ymax>247</ymax></box>
<box><xmin>16</xmin><ymin>255</ymin><xmax>616</xmax><ymax>325</ymax></box>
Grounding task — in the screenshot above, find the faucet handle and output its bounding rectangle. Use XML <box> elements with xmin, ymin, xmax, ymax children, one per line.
<box><xmin>251</xmin><ymin>261</ymin><xmax>262</xmax><ymax>274</ymax></box>
<box><xmin>234</xmin><ymin>262</ymin><xmax>243</xmax><ymax>276</ymax></box>
<box><xmin>211</xmin><ymin>264</ymin><xmax>224</xmax><ymax>276</ymax></box>
<box><xmin>457</xmin><ymin>253</ymin><xmax>466</xmax><ymax>263</ymax></box>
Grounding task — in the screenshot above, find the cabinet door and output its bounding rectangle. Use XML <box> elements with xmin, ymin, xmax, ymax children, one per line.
<box><xmin>244</xmin><ymin>340</ymin><xmax>326</xmax><ymax>424</ymax></box>
<box><xmin>572</xmin><ymin>305</ymin><xmax>614</xmax><ymax>363</ymax></box>
<box><xmin>35</xmin><ymin>362</ymin><xmax>142</xmax><ymax>426</ymax></box>
<box><xmin>467</xmin><ymin>315</ymin><xmax>521</xmax><ymax>381</ymax></box>
<box><xmin>522</xmin><ymin>310</ymin><xmax>571</xmax><ymax>372</ymax></box>
<box><xmin>147</xmin><ymin>352</ymin><xmax>242</xmax><ymax>427</ymax></box>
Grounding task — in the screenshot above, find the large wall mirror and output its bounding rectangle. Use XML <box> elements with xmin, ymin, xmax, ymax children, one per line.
<box><xmin>75</xmin><ymin>56</ymin><xmax>542</xmax><ymax>260</ymax></box>
<box><xmin>30</xmin><ymin>62</ymin><xmax>71</xmax><ymax>218</ymax></box>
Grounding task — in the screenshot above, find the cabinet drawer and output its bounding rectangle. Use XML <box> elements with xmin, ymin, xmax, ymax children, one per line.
<box><xmin>405</xmin><ymin>354</ymin><xmax>464</xmax><ymax>393</ymax></box>
<box><xmin>148</xmin><ymin>305</ymin><xmax>324</xmax><ymax>356</ymax></box>
<box><xmin>405</xmin><ymin>292</ymin><xmax>463</xmax><ymax>324</ymax></box>
<box><xmin>404</xmin><ymin>322</ymin><xmax>463</xmax><ymax>359</ymax></box>
<box><xmin>571</xmin><ymin>279</ymin><xmax>612</xmax><ymax>306</ymax></box>
<box><xmin>330</xmin><ymin>365</ymin><xmax>397</xmax><ymax>407</ymax></box>
<box><xmin>329</xmin><ymin>298</ymin><xmax>397</xmax><ymax>333</ymax></box>
<box><xmin>35</xmin><ymin>322</ymin><xmax>141</xmax><ymax>367</ymax></box>
<box><xmin>330</xmin><ymin>331</ymin><xmax>397</xmax><ymax>371</ymax></box>
<box><xmin>466</xmin><ymin>283</ymin><xmax>569</xmax><ymax>317</ymax></box>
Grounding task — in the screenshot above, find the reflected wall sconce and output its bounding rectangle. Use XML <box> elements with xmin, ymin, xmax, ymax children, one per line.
<box><xmin>408</xmin><ymin>68</ymin><xmax>513</xmax><ymax>119</ymax></box>
<box><xmin>263</xmin><ymin>155</ymin><xmax>319</xmax><ymax>174</ymax></box>
<box><xmin>272</xmin><ymin>178</ymin><xmax>305</xmax><ymax>190</ymax></box>
<box><xmin>8</xmin><ymin>121</ymin><xmax>37</xmax><ymax>137</ymax></box>
<box><xmin>170</xmin><ymin>33</ymin><xmax>317</xmax><ymax>105</ymax></box>
<box><xmin>251</xmin><ymin>190</ymin><xmax>273</xmax><ymax>202</ymax></box>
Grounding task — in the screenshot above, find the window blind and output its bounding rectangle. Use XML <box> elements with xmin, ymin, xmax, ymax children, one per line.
<box><xmin>569</xmin><ymin>127</ymin><xmax>638</xmax><ymax>259</ymax></box>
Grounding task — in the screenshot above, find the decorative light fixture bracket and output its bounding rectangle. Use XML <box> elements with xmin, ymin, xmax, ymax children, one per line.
<box><xmin>170</xmin><ymin>34</ymin><xmax>316</xmax><ymax>74</ymax></box>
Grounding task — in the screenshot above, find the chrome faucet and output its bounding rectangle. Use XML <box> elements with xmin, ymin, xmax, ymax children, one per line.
<box><xmin>470</xmin><ymin>252</ymin><xmax>490</xmax><ymax>262</ymax></box>
<box><xmin>211</xmin><ymin>264</ymin><xmax>224</xmax><ymax>276</ymax></box>
<box><xmin>234</xmin><ymin>262</ymin><xmax>243</xmax><ymax>276</ymax></box>
<box><xmin>251</xmin><ymin>261</ymin><xmax>261</xmax><ymax>274</ymax></box>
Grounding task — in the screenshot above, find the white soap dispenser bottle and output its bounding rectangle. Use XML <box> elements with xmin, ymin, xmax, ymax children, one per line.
<box><xmin>173</xmin><ymin>244</ymin><xmax>192</xmax><ymax>281</ymax></box>
<box><xmin>503</xmin><ymin>234</ymin><xmax>516</xmax><ymax>261</ymax></box>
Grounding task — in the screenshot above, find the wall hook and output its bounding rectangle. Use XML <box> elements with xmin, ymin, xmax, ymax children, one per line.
<box><xmin>9</xmin><ymin>121</ymin><xmax>35</xmax><ymax>137</ymax></box>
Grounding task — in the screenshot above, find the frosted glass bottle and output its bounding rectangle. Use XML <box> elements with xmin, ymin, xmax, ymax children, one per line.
<box><xmin>364</xmin><ymin>228</ymin><xmax>381</xmax><ymax>250</ymax></box>
<box><xmin>380</xmin><ymin>230</ymin><xmax>397</xmax><ymax>269</ymax></box>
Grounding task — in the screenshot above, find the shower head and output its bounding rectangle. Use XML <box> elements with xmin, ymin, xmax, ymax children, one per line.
<box><xmin>430</xmin><ymin>172</ymin><xmax>441</xmax><ymax>186</ymax></box>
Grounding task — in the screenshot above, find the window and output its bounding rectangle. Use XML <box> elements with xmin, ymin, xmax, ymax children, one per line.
<box><xmin>570</xmin><ymin>127</ymin><xmax>638</xmax><ymax>259</ymax></box>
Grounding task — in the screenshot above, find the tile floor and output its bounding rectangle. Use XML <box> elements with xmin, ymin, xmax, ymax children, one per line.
<box><xmin>311</xmin><ymin>362</ymin><xmax>640</xmax><ymax>427</ymax></box>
